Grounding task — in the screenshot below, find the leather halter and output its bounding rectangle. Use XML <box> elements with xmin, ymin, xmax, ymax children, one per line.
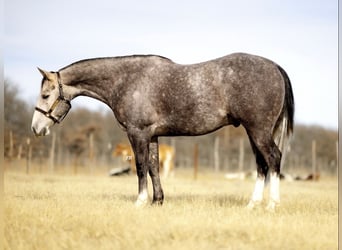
<box><xmin>35</xmin><ymin>72</ymin><xmax>71</xmax><ymax>124</ymax></box>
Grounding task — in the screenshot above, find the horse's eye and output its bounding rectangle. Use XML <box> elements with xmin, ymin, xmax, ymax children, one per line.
<box><xmin>42</xmin><ymin>94</ymin><xmax>50</xmax><ymax>99</ymax></box>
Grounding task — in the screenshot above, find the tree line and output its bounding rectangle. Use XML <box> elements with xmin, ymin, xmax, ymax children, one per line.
<box><xmin>4</xmin><ymin>79</ymin><xmax>338</xmax><ymax>175</ymax></box>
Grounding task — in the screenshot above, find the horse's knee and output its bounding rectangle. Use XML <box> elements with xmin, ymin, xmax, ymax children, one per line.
<box><xmin>136</xmin><ymin>164</ymin><xmax>146</xmax><ymax>178</ymax></box>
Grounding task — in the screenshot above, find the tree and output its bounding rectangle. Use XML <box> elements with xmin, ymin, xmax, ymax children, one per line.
<box><xmin>4</xmin><ymin>79</ymin><xmax>36</xmax><ymax>159</ymax></box>
<box><xmin>4</xmin><ymin>80</ymin><xmax>32</xmax><ymax>136</ymax></box>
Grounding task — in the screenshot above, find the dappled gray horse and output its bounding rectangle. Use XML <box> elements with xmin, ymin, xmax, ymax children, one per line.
<box><xmin>31</xmin><ymin>53</ymin><xmax>294</xmax><ymax>211</ymax></box>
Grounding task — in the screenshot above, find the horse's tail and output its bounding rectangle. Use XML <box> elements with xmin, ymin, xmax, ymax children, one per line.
<box><xmin>273</xmin><ymin>65</ymin><xmax>295</xmax><ymax>168</ymax></box>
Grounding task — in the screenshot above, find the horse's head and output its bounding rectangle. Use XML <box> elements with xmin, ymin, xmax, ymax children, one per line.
<box><xmin>31</xmin><ymin>68</ymin><xmax>71</xmax><ymax>136</ymax></box>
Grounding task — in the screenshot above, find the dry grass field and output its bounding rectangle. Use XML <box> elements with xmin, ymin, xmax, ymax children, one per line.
<box><xmin>4</xmin><ymin>169</ymin><xmax>337</xmax><ymax>250</ymax></box>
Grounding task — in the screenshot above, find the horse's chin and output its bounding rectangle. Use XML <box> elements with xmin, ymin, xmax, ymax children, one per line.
<box><xmin>42</xmin><ymin>127</ymin><xmax>50</xmax><ymax>136</ymax></box>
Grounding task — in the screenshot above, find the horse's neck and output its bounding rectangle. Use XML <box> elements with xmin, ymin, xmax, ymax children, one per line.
<box><xmin>59</xmin><ymin>64</ymin><xmax>114</xmax><ymax>105</ymax></box>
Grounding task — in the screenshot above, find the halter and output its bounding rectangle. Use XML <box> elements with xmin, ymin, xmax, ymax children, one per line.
<box><xmin>35</xmin><ymin>72</ymin><xmax>72</xmax><ymax>124</ymax></box>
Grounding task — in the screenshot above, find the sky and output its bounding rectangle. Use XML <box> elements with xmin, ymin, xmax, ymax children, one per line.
<box><xmin>4</xmin><ymin>0</ymin><xmax>338</xmax><ymax>129</ymax></box>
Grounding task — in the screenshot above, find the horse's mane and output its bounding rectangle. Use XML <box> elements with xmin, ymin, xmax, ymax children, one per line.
<box><xmin>59</xmin><ymin>55</ymin><xmax>173</xmax><ymax>71</ymax></box>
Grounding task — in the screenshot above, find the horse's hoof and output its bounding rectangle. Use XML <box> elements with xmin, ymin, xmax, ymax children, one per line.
<box><xmin>265</xmin><ymin>200</ymin><xmax>279</xmax><ymax>212</ymax></box>
<box><xmin>135</xmin><ymin>198</ymin><xmax>148</xmax><ymax>208</ymax></box>
<box><xmin>151</xmin><ymin>199</ymin><xmax>163</xmax><ymax>206</ymax></box>
<box><xmin>246</xmin><ymin>200</ymin><xmax>261</xmax><ymax>210</ymax></box>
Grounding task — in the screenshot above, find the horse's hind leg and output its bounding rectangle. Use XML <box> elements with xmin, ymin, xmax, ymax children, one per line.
<box><xmin>247</xmin><ymin>131</ymin><xmax>282</xmax><ymax>211</ymax></box>
<box><xmin>260</xmin><ymin>139</ymin><xmax>282</xmax><ymax>211</ymax></box>
<box><xmin>148</xmin><ymin>137</ymin><xmax>164</xmax><ymax>205</ymax></box>
<box><xmin>247</xmin><ymin>136</ymin><xmax>268</xmax><ymax>209</ymax></box>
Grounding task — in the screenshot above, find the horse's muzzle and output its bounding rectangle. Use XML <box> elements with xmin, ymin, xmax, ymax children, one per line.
<box><xmin>31</xmin><ymin>126</ymin><xmax>49</xmax><ymax>137</ymax></box>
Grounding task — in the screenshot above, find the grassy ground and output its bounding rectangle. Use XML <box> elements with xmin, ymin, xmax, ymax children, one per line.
<box><xmin>4</xmin><ymin>169</ymin><xmax>338</xmax><ymax>250</ymax></box>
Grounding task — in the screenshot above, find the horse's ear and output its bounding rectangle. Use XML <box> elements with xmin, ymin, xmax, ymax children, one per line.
<box><xmin>37</xmin><ymin>67</ymin><xmax>47</xmax><ymax>77</ymax></box>
<box><xmin>37</xmin><ymin>67</ymin><xmax>54</xmax><ymax>81</ymax></box>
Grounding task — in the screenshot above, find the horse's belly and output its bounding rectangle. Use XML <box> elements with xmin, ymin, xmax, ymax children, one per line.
<box><xmin>155</xmin><ymin>110</ymin><xmax>228</xmax><ymax>136</ymax></box>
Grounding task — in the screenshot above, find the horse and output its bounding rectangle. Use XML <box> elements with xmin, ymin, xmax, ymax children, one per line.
<box><xmin>113</xmin><ymin>143</ymin><xmax>175</xmax><ymax>178</ymax></box>
<box><xmin>31</xmin><ymin>53</ymin><xmax>294</xmax><ymax>211</ymax></box>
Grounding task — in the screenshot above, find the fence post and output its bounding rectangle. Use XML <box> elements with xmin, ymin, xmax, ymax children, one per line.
<box><xmin>8</xmin><ymin>130</ymin><xmax>13</xmax><ymax>170</ymax></box>
<box><xmin>17</xmin><ymin>144</ymin><xmax>22</xmax><ymax>160</ymax></box>
<box><xmin>312</xmin><ymin>140</ymin><xmax>317</xmax><ymax>180</ymax></box>
<box><xmin>49</xmin><ymin>132</ymin><xmax>56</xmax><ymax>174</ymax></box>
<box><xmin>336</xmin><ymin>140</ymin><xmax>338</xmax><ymax>176</ymax></box>
<box><xmin>238</xmin><ymin>138</ymin><xmax>245</xmax><ymax>172</ymax></box>
<box><xmin>193</xmin><ymin>144</ymin><xmax>199</xmax><ymax>180</ymax></box>
<box><xmin>223</xmin><ymin>127</ymin><xmax>230</xmax><ymax>170</ymax></box>
<box><xmin>26</xmin><ymin>138</ymin><xmax>32</xmax><ymax>174</ymax></box>
<box><xmin>214</xmin><ymin>136</ymin><xmax>220</xmax><ymax>172</ymax></box>
<box><xmin>171</xmin><ymin>138</ymin><xmax>176</xmax><ymax>157</ymax></box>
<box><xmin>89</xmin><ymin>132</ymin><xmax>94</xmax><ymax>173</ymax></box>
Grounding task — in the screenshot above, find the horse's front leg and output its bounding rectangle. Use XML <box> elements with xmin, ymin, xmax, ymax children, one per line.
<box><xmin>128</xmin><ymin>133</ymin><xmax>150</xmax><ymax>207</ymax></box>
<box><xmin>149</xmin><ymin>136</ymin><xmax>164</xmax><ymax>205</ymax></box>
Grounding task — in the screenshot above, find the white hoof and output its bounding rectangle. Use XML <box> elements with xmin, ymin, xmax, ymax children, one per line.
<box><xmin>134</xmin><ymin>198</ymin><xmax>148</xmax><ymax>208</ymax></box>
<box><xmin>134</xmin><ymin>190</ymin><xmax>149</xmax><ymax>207</ymax></box>
<box><xmin>246</xmin><ymin>200</ymin><xmax>261</xmax><ymax>210</ymax></box>
<box><xmin>265</xmin><ymin>200</ymin><xmax>279</xmax><ymax>212</ymax></box>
